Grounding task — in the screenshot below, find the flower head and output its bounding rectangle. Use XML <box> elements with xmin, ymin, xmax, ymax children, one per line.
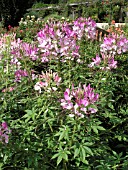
<box><xmin>0</xmin><ymin>122</ymin><xmax>11</xmax><ymax>144</ymax></box>
<box><xmin>34</xmin><ymin>70</ymin><xmax>61</xmax><ymax>93</ymax></box>
<box><xmin>61</xmin><ymin>83</ymin><xmax>99</xmax><ymax>118</ymax></box>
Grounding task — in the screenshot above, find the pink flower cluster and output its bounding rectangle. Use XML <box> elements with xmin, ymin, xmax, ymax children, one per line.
<box><xmin>73</xmin><ymin>17</ymin><xmax>96</xmax><ymax>40</ymax></box>
<box><xmin>88</xmin><ymin>53</ymin><xmax>117</xmax><ymax>70</ymax></box>
<box><xmin>34</xmin><ymin>70</ymin><xmax>61</xmax><ymax>93</ymax></box>
<box><xmin>0</xmin><ymin>122</ymin><xmax>11</xmax><ymax>144</ymax></box>
<box><xmin>0</xmin><ymin>18</ymin><xmax>97</xmax><ymax>86</ymax></box>
<box><xmin>100</xmin><ymin>34</ymin><xmax>128</xmax><ymax>55</ymax></box>
<box><xmin>14</xmin><ymin>69</ymin><xmax>28</xmax><ymax>82</ymax></box>
<box><xmin>0</xmin><ymin>33</ymin><xmax>17</xmax><ymax>60</ymax></box>
<box><xmin>9</xmin><ymin>17</ymin><xmax>96</xmax><ymax>65</ymax></box>
<box><xmin>11</xmin><ymin>40</ymin><xmax>39</xmax><ymax>65</ymax></box>
<box><xmin>22</xmin><ymin>43</ymin><xmax>39</xmax><ymax>61</ymax></box>
<box><xmin>89</xmin><ymin>33</ymin><xmax>128</xmax><ymax>70</ymax></box>
<box><xmin>37</xmin><ymin>22</ymin><xmax>80</xmax><ymax>63</ymax></box>
<box><xmin>61</xmin><ymin>84</ymin><xmax>99</xmax><ymax>118</ymax></box>
<box><xmin>2</xmin><ymin>86</ymin><xmax>15</xmax><ymax>93</ymax></box>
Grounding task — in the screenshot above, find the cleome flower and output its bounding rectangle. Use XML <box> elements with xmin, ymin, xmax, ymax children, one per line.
<box><xmin>34</xmin><ymin>70</ymin><xmax>61</xmax><ymax>93</ymax></box>
<box><xmin>88</xmin><ymin>53</ymin><xmax>117</xmax><ymax>70</ymax></box>
<box><xmin>61</xmin><ymin>84</ymin><xmax>99</xmax><ymax>118</ymax></box>
<box><xmin>100</xmin><ymin>34</ymin><xmax>128</xmax><ymax>56</ymax></box>
<box><xmin>2</xmin><ymin>86</ymin><xmax>15</xmax><ymax>93</ymax></box>
<box><xmin>14</xmin><ymin>69</ymin><xmax>28</xmax><ymax>82</ymax></box>
<box><xmin>0</xmin><ymin>122</ymin><xmax>11</xmax><ymax>144</ymax></box>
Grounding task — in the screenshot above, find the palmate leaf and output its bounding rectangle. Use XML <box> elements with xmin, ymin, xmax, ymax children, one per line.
<box><xmin>52</xmin><ymin>150</ymin><xmax>70</xmax><ymax>166</ymax></box>
<box><xmin>55</xmin><ymin>126</ymin><xmax>69</xmax><ymax>141</ymax></box>
<box><xmin>61</xmin><ymin>152</ymin><xmax>68</xmax><ymax>162</ymax></box>
<box><xmin>92</xmin><ymin>125</ymin><xmax>105</xmax><ymax>134</ymax></box>
<box><xmin>23</xmin><ymin>109</ymin><xmax>37</xmax><ymax>122</ymax></box>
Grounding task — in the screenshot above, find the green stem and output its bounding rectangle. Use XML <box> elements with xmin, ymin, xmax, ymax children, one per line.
<box><xmin>68</xmin><ymin>60</ymin><xmax>71</xmax><ymax>88</ymax></box>
<box><xmin>63</xmin><ymin>160</ymin><xmax>68</xmax><ymax>170</ymax></box>
<box><xmin>70</xmin><ymin>117</ymin><xmax>77</xmax><ymax>146</ymax></box>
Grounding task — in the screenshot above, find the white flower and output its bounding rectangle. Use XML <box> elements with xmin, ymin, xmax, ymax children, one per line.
<box><xmin>52</xmin><ymin>87</ymin><xmax>57</xmax><ymax>91</ymax></box>
<box><xmin>101</xmin><ymin>78</ymin><xmax>106</xmax><ymax>81</ymax></box>
<box><xmin>69</xmin><ymin>114</ymin><xmax>74</xmax><ymax>117</ymax></box>
<box><xmin>23</xmin><ymin>21</ymin><xmax>27</xmax><ymax>25</ymax></box>
<box><xmin>34</xmin><ymin>82</ymin><xmax>41</xmax><ymax>93</ymax></box>
<box><xmin>31</xmin><ymin>15</ymin><xmax>35</xmax><ymax>18</ymax></box>
<box><xmin>27</xmin><ymin>15</ymin><xmax>30</xmax><ymax>19</ymax></box>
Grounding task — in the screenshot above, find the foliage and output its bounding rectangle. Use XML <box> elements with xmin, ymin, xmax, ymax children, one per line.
<box><xmin>0</xmin><ymin>17</ymin><xmax>128</xmax><ymax>169</ymax></box>
<box><xmin>24</xmin><ymin>0</ymin><xmax>128</xmax><ymax>24</ymax></box>
<box><xmin>25</xmin><ymin>2</ymin><xmax>64</xmax><ymax>21</ymax></box>
<box><xmin>0</xmin><ymin>0</ymin><xmax>128</xmax><ymax>30</ymax></box>
<box><xmin>0</xmin><ymin>0</ymin><xmax>36</xmax><ymax>28</ymax></box>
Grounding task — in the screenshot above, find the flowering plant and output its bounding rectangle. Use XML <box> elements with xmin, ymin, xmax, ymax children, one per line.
<box><xmin>34</xmin><ymin>70</ymin><xmax>61</xmax><ymax>93</ymax></box>
<box><xmin>61</xmin><ymin>84</ymin><xmax>99</xmax><ymax>118</ymax></box>
<box><xmin>0</xmin><ymin>16</ymin><xmax>128</xmax><ymax>169</ymax></box>
<box><xmin>0</xmin><ymin>122</ymin><xmax>11</xmax><ymax>144</ymax></box>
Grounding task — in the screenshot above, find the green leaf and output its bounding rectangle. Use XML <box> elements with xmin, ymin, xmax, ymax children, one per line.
<box><xmin>64</xmin><ymin>129</ymin><xmax>69</xmax><ymax>141</ymax></box>
<box><xmin>3</xmin><ymin>155</ymin><xmax>8</xmax><ymax>163</ymax></box>
<box><xmin>82</xmin><ymin>159</ymin><xmax>89</xmax><ymax>165</ymax></box>
<box><xmin>23</xmin><ymin>109</ymin><xmax>36</xmax><ymax>122</ymax></box>
<box><xmin>97</xmin><ymin>126</ymin><xmax>105</xmax><ymax>131</ymax></box>
<box><xmin>65</xmin><ymin>151</ymin><xmax>71</xmax><ymax>155</ymax></box>
<box><xmin>51</xmin><ymin>153</ymin><xmax>59</xmax><ymax>160</ymax></box>
<box><xmin>84</xmin><ymin>142</ymin><xmax>93</xmax><ymax>146</ymax></box>
<box><xmin>81</xmin><ymin>147</ymin><xmax>86</xmax><ymax>160</ymax></box>
<box><xmin>56</xmin><ymin>126</ymin><xmax>69</xmax><ymax>141</ymax></box>
<box><xmin>112</xmin><ymin>151</ymin><xmax>117</xmax><ymax>157</ymax></box>
<box><xmin>59</xmin><ymin>131</ymin><xmax>65</xmax><ymax>141</ymax></box>
<box><xmin>62</xmin><ymin>153</ymin><xmax>68</xmax><ymax>161</ymax></box>
<box><xmin>57</xmin><ymin>156</ymin><xmax>62</xmax><ymax>165</ymax></box>
<box><xmin>24</xmin><ymin>168</ymin><xmax>28</xmax><ymax>170</ymax></box>
<box><xmin>74</xmin><ymin>148</ymin><xmax>80</xmax><ymax>158</ymax></box>
<box><xmin>83</xmin><ymin>146</ymin><xmax>93</xmax><ymax>156</ymax></box>
<box><xmin>0</xmin><ymin>163</ymin><xmax>3</xmax><ymax>168</ymax></box>
<box><xmin>38</xmin><ymin>148</ymin><xmax>42</xmax><ymax>152</ymax></box>
<box><xmin>108</xmin><ymin>103</ymin><xmax>114</xmax><ymax>110</ymax></box>
<box><xmin>92</xmin><ymin>126</ymin><xmax>98</xmax><ymax>134</ymax></box>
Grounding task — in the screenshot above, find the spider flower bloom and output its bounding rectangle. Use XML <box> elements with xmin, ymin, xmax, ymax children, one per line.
<box><xmin>0</xmin><ymin>122</ymin><xmax>11</xmax><ymax>144</ymax></box>
<box><xmin>34</xmin><ymin>70</ymin><xmax>61</xmax><ymax>93</ymax></box>
<box><xmin>61</xmin><ymin>84</ymin><xmax>99</xmax><ymax>118</ymax></box>
<box><xmin>73</xmin><ymin>17</ymin><xmax>96</xmax><ymax>40</ymax></box>
<box><xmin>88</xmin><ymin>54</ymin><xmax>101</xmax><ymax>67</ymax></box>
<box><xmin>14</xmin><ymin>69</ymin><xmax>28</xmax><ymax>82</ymax></box>
<box><xmin>37</xmin><ymin>22</ymin><xmax>80</xmax><ymax>63</ymax></box>
<box><xmin>108</xmin><ymin>57</ymin><xmax>117</xmax><ymax>69</ymax></box>
<box><xmin>2</xmin><ymin>86</ymin><xmax>15</xmax><ymax>93</ymax></box>
<box><xmin>88</xmin><ymin>53</ymin><xmax>117</xmax><ymax>70</ymax></box>
<box><xmin>34</xmin><ymin>82</ymin><xmax>44</xmax><ymax>93</ymax></box>
<box><xmin>100</xmin><ymin>34</ymin><xmax>128</xmax><ymax>55</ymax></box>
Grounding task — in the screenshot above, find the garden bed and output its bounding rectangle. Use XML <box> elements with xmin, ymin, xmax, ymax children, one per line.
<box><xmin>0</xmin><ymin>17</ymin><xmax>128</xmax><ymax>169</ymax></box>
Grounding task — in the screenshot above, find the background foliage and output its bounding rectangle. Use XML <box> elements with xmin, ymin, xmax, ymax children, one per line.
<box><xmin>0</xmin><ymin>0</ymin><xmax>128</xmax><ymax>29</ymax></box>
